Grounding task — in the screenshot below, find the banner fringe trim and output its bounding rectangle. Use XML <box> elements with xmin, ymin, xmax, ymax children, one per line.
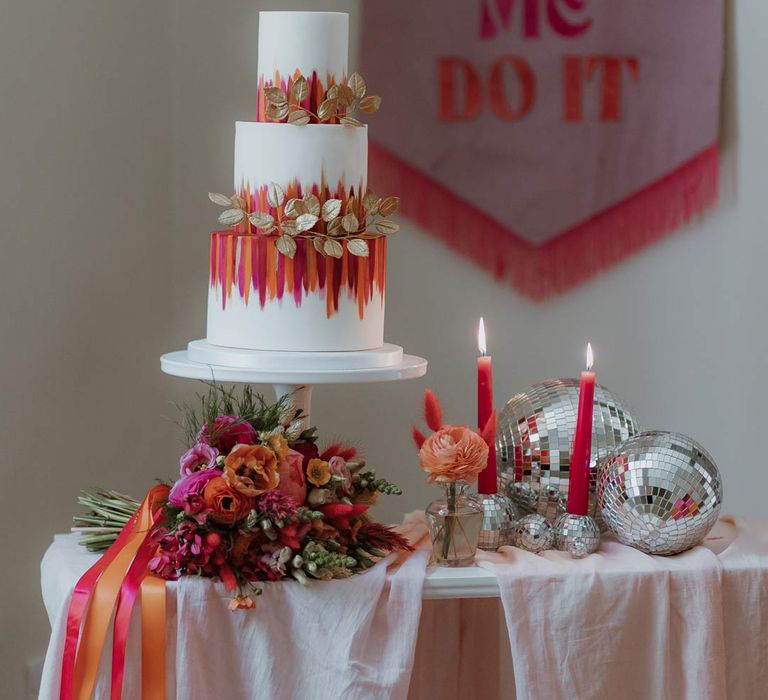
<box><xmin>369</xmin><ymin>142</ymin><xmax>719</xmax><ymax>301</ymax></box>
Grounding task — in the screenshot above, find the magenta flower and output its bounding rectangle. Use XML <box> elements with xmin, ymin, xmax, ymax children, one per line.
<box><xmin>169</xmin><ymin>468</ymin><xmax>222</xmax><ymax>508</ymax></box>
<box><xmin>179</xmin><ymin>443</ymin><xmax>219</xmax><ymax>476</ymax></box>
<box><xmin>254</xmin><ymin>489</ymin><xmax>299</xmax><ymax>521</ymax></box>
<box><xmin>197</xmin><ymin>416</ymin><xmax>257</xmax><ymax>453</ymax></box>
<box><xmin>149</xmin><ymin>520</ymin><xmax>229</xmax><ymax>581</ymax></box>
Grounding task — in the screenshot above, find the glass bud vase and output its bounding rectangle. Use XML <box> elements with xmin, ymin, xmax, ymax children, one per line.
<box><xmin>425</xmin><ymin>480</ymin><xmax>483</xmax><ymax>566</ymax></box>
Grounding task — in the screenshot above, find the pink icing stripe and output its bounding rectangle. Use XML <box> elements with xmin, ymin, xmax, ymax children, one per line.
<box><xmin>251</xmin><ymin>234</ymin><xmax>259</xmax><ymax>299</ymax></box>
<box><xmin>217</xmin><ymin>234</ymin><xmax>227</xmax><ymax>310</ymax></box>
<box><xmin>237</xmin><ymin>238</ymin><xmax>246</xmax><ymax>298</ymax></box>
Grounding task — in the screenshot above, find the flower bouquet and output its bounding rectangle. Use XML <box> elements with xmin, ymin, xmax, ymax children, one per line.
<box><xmin>73</xmin><ymin>384</ymin><xmax>411</xmax><ymax>609</ymax></box>
<box><xmin>412</xmin><ymin>390</ymin><xmax>495</xmax><ymax>566</ymax></box>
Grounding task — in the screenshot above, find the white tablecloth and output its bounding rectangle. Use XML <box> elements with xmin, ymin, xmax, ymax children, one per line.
<box><xmin>40</xmin><ymin>516</ymin><xmax>768</xmax><ymax>699</ymax></box>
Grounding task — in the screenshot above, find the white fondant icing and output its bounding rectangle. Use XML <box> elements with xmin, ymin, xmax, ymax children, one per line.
<box><xmin>258</xmin><ymin>11</ymin><xmax>348</xmax><ymax>83</ymax></box>
<box><xmin>235</xmin><ymin>122</ymin><xmax>367</xmax><ymax>195</ymax></box>
<box><xmin>206</xmin><ymin>286</ymin><xmax>385</xmax><ymax>352</ymax></box>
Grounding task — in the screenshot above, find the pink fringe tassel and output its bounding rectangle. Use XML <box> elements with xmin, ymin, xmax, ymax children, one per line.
<box><xmin>369</xmin><ymin>141</ymin><xmax>719</xmax><ymax>301</ymax></box>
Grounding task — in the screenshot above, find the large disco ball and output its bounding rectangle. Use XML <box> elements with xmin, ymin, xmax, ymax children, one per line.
<box><xmin>497</xmin><ymin>379</ymin><xmax>640</xmax><ymax>523</ymax></box>
<box><xmin>597</xmin><ymin>431</ymin><xmax>722</xmax><ymax>555</ymax></box>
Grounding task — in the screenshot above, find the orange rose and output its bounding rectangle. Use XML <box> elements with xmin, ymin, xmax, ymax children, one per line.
<box><xmin>223</xmin><ymin>443</ymin><xmax>280</xmax><ymax>497</ymax></box>
<box><xmin>419</xmin><ymin>425</ymin><xmax>489</xmax><ymax>484</ymax></box>
<box><xmin>203</xmin><ymin>476</ymin><xmax>254</xmax><ymax>525</ymax></box>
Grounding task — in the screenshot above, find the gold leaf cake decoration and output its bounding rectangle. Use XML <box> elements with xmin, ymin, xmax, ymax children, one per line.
<box><xmin>262</xmin><ymin>71</ymin><xmax>381</xmax><ymax>127</ymax></box>
<box><xmin>207</xmin><ymin>188</ymin><xmax>400</xmax><ymax>260</ymax></box>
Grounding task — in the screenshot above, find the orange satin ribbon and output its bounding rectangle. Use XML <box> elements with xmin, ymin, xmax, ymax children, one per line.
<box><xmin>65</xmin><ymin>486</ymin><xmax>168</xmax><ymax>700</ymax></box>
<box><xmin>140</xmin><ymin>575</ymin><xmax>166</xmax><ymax>700</ymax></box>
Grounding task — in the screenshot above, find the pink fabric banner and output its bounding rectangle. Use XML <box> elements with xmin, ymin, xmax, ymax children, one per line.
<box><xmin>361</xmin><ymin>0</ymin><xmax>723</xmax><ymax>299</ymax></box>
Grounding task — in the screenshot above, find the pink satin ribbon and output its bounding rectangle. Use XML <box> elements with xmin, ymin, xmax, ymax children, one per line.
<box><xmin>110</xmin><ymin>533</ymin><xmax>161</xmax><ymax>699</ymax></box>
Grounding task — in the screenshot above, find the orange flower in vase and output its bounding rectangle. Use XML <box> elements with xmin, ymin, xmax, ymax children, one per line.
<box><xmin>419</xmin><ymin>425</ymin><xmax>489</xmax><ymax>484</ymax></box>
<box><xmin>412</xmin><ymin>389</ymin><xmax>490</xmax><ymax>566</ymax></box>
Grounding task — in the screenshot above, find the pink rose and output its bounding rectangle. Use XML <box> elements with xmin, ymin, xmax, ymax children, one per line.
<box><xmin>275</xmin><ymin>448</ymin><xmax>307</xmax><ymax>504</ymax></box>
<box><xmin>329</xmin><ymin>456</ymin><xmax>352</xmax><ymax>494</ymax></box>
<box><xmin>419</xmin><ymin>425</ymin><xmax>489</xmax><ymax>484</ymax></box>
<box><xmin>179</xmin><ymin>443</ymin><xmax>219</xmax><ymax>476</ymax></box>
<box><xmin>197</xmin><ymin>415</ymin><xmax>257</xmax><ymax>453</ymax></box>
<box><xmin>169</xmin><ymin>468</ymin><xmax>222</xmax><ymax>508</ymax></box>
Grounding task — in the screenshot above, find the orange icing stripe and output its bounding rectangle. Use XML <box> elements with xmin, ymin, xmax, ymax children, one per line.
<box><xmin>266</xmin><ymin>238</ymin><xmax>277</xmax><ymax>300</ymax></box>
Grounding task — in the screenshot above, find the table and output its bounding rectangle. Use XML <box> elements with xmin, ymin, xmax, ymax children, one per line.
<box><xmin>39</xmin><ymin>516</ymin><xmax>768</xmax><ymax>699</ymax></box>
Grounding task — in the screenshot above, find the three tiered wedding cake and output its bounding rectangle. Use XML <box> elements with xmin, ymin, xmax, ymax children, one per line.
<box><xmin>206</xmin><ymin>11</ymin><xmax>397</xmax><ymax>353</ymax></box>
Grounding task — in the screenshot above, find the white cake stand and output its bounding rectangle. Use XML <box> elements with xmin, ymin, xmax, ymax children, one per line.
<box><xmin>160</xmin><ymin>339</ymin><xmax>427</xmax><ymax>425</ymax></box>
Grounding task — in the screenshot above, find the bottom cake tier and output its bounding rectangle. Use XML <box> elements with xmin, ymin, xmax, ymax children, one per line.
<box><xmin>206</xmin><ymin>232</ymin><xmax>386</xmax><ymax>352</ymax></box>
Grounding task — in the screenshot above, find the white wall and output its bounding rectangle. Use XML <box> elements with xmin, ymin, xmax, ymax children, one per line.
<box><xmin>1</xmin><ymin>0</ymin><xmax>765</xmax><ymax>696</ymax></box>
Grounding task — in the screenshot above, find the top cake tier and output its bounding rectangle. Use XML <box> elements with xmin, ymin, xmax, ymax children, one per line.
<box><xmin>257</xmin><ymin>11</ymin><xmax>348</xmax><ymax>92</ymax></box>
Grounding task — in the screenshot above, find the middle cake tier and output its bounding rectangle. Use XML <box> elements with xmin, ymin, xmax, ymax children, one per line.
<box><xmin>207</xmin><ymin>121</ymin><xmax>385</xmax><ymax>353</ymax></box>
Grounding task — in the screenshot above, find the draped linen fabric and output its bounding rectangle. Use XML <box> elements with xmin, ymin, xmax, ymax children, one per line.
<box><xmin>39</xmin><ymin>532</ymin><xmax>429</xmax><ymax>700</ymax></box>
<box><xmin>40</xmin><ymin>516</ymin><xmax>767</xmax><ymax>699</ymax></box>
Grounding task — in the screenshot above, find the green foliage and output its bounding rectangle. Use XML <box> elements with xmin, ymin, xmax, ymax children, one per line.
<box><xmin>176</xmin><ymin>382</ymin><xmax>305</xmax><ymax>447</ymax></box>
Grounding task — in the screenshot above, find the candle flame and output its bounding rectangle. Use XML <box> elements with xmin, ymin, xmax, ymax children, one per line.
<box><xmin>586</xmin><ymin>342</ymin><xmax>594</xmax><ymax>371</ymax></box>
<box><xmin>478</xmin><ymin>317</ymin><xmax>487</xmax><ymax>356</ymax></box>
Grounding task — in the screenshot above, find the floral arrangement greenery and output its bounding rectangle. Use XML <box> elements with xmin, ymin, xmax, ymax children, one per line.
<box><xmin>74</xmin><ymin>384</ymin><xmax>411</xmax><ymax>609</ymax></box>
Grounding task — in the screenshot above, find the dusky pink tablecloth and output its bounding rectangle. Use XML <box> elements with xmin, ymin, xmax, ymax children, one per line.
<box><xmin>408</xmin><ymin>515</ymin><xmax>768</xmax><ymax>700</ymax></box>
<box><xmin>40</xmin><ymin>515</ymin><xmax>768</xmax><ymax>700</ymax></box>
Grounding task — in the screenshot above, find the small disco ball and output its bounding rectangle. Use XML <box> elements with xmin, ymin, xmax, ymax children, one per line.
<box><xmin>497</xmin><ymin>379</ymin><xmax>640</xmax><ymax>524</ymax></box>
<box><xmin>515</xmin><ymin>514</ymin><xmax>553</xmax><ymax>553</ymax></box>
<box><xmin>477</xmin><ymin>493</ymin><xmax>518</xmax><ymax>551</ymax></box>
<box><xmin>597</xmin><ymin>431</ymin><xmax>723</xmax><ymax>555</ymax></box>
<box><xmin>553</xmin><ymin>513</ymin><xmax>601</xmax><ymax>558</ymax></box>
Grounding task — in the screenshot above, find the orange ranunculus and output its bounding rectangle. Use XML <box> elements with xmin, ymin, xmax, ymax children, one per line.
<box><xmin>223</xmin><ymin>443</ymin><xmax>280</xmax><ymax>497</ymax></box>
<box><xmin>306</xmin><ymin>458</ymin><xmax>331</xmax><ymax>487</ymax></box>
<box><xmin>418</xmin><ymin>425</ymin><xmax>489</xmax><ymax>484</ymax></box>
<box><xmin>203</xmin><ymin>476</ymin><xmax>254</xmax><ymax>525</ymax></box>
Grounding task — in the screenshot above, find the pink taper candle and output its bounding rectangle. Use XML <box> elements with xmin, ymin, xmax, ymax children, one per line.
<box><xmin>567</xmin><ymin>343</ymin><xmax>596</xmax><ymax>516</ymax></box>
<box><xmin>477</xmin><ymin>318</ymin><xmax>497</xmax><ymax>494</ymax></box>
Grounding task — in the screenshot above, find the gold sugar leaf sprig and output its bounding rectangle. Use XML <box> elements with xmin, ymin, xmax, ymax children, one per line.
<box><xmin>208</xmin><ymin>185</ymin><xmax>400</xmax><ymax>259</ymax></box>
<box><xmin>264</xmin><ymin>71</ymin><xmax>381</xmax><ymax>127</ymax></box>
